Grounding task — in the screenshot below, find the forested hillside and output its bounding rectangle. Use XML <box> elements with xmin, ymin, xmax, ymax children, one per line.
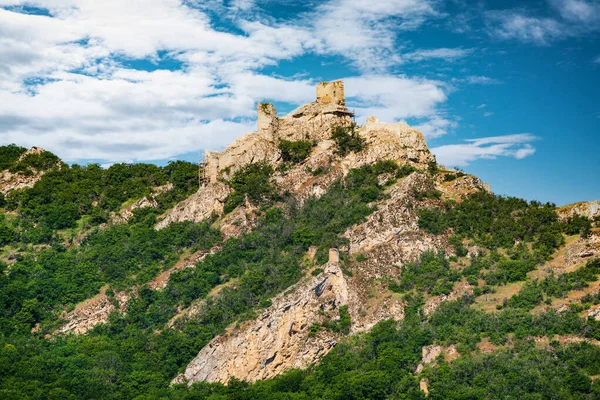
<box><xmin>1</xmin><ymin>144</ymin><xmax>599</xmax><ymax>399</ymax></box>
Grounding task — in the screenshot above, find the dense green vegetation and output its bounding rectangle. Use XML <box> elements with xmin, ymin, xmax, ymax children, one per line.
<box><xmin>0</xmin><ymin>144</ymin><xmax>27</xmax><ymax>170</ymax></box>
<box><xmin>418</xmin><ymin>191</ymin><xmax>563</xmax><ymax>255</ymax></box>
<box><xmin>9</xmin><ymin>150</ymin><xmax>60</xmax><ymax>175</ymax></box>
<box><xmin>3</xmin><ymin>148</ymin><xmax>199</xmax><ymax>236</ymax></box>
<box><xmin>2</xmin><ymin>145</ymin><xmax>600</xmax><ymax>399</ymax></box>
<box><xmin>223</xmin><ymin>162</ymin><xmax>277</xmax><ymax>213</ymax></box>
<box><xmin>0</xmin><ymin>155</ymin><xmax>407</xmax><ymax>399</ymax></box>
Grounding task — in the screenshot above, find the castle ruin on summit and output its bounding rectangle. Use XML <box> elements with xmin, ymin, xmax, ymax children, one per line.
<box><xmin>200</xmin><ymin>80</ymin><xmax>354</xmax><ymax>185</ymax></box>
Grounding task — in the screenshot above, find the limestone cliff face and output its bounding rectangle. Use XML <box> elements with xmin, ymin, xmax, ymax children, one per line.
<box><xmin>0</xmin><ymin>147</ymin><xmax>60</xmax><ymax>194</ymax></box>
<box><xmin>175</xmin><ymin>263</ymin><xmax>349</xmax><ymax>384</ymax></box>
<box><xmin>155</xmin><ymin>182</ymin><xmax>231</xmax><ymax>229</ymax></box>
<box><xmin>557</xmin><ymin>200</ymin><xmax>600</xmax><ymax>221</ymax></box>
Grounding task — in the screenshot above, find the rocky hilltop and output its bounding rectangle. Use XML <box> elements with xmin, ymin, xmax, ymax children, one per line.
<box><xmin>154</xmin><ymin>81</ymin><xmax>487</xmax><ymax>385</ymax></box>
<box><xmin>0</xmin><ymin>146</ymin><xmax>60</xmax><ymax>194</ymax></box>
<box><xmin>156</xmin><ymin>81</ymin><xmax>435</xmax><ymax>231</ymax></box>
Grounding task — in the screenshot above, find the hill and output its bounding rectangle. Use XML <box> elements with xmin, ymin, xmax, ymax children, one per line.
<box><xmin>0</xmin><ymin>81</ymin><xmax>599</xmax><ymax>399</ymax></box>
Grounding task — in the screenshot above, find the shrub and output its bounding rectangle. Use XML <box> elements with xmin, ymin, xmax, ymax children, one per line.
<box><xmin>278</xmin><ymin>139</ymin><xmax>314</xmax><ymax>164</ymax></box>
<box><xmin>224</xmin><ymin>162</ymin><xmax>277</xmax><ymax>213</ymax></box>
<box><xmin>396</xmin><ymin>164</ymin><xmax>417</xmax><ymax>178</ymax></box>
<box><xmin>443</xmin><ymin>173</ymin><xmax>457</xmax><ymax>182</ymax></box>
<box><xmin>331</xmin><ymin>123</ymin><xmax>366</xmax><ymax>156</ymax></box>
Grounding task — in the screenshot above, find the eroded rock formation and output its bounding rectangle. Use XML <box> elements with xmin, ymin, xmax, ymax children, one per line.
<box><xmin>157</xmin><ymin>80</ymin><xmax>434</xmax><ymax>230</ymax></box>
<box><xmin>557</xmin><ymin>200</ymin><xmax>600</xmax><ymax>221</ymax></box>
<box><xmin>175</xmin><ymin>262</ymin><xmax>350</xmax><ymax>384</ymax></box>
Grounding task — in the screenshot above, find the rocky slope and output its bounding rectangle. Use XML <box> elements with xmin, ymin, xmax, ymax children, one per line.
<box><xmin>162</xmin><ymin>81</ymin><xmax>490</xmax><ymax>386</ymax></box>
<box><xmin>0</xmin><ymin>146</ymin><xmax>60</xmax><ymax>194</ymax></box>
<box><xmin>557</xmin><ymin>200</ymin><xmax>600</xmax><ymax>221</ymax></box>
<box><xmin>156</xmin><ymin>82</ymin><xmax>434</xmax><ymax>232</ymax></box>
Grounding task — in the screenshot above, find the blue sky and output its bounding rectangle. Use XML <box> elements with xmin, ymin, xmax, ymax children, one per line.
<box><xmin>0</xmin><ymin>0</ymin><xmax>598</xmax><ymax>205</ymax></box>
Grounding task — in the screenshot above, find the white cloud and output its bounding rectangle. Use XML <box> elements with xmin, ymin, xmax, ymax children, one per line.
<box><xmin>486</xmin><ymin>1</ymin><xmax>600</xmax><ymax>45</ymax></box>
<box><xmin>485</xmin><ymin>11</ymin><xmax>563</xmax><ymax>45</ymax></box>
<box><xmin>431</xmin><ymin>133</ymin><xmax>537</xmax><ymax>166</ymax></box>
<box><xmin>412</xmin><ymin>116</ymin><xmax>457</xmax><ymax>139</ymax></box>
<box><xmin>401</xmin><ymin>47</ymin><xmax>473</xmax><ymax>63</ymax></box>
<box><xmin>483</xmin><ymin>111</ymin><xmax>494</xmax><ymax>117</ymax></box>
<box><xmin>309</xmin><ymin>0</ymin><xmax>441</xmax><ymax>70</ymax></box>
<box><xmin>465</xmin><ymin>75</ymin><xmax>500</xmax><ymax>85</ymax></box>
<box><xmin>0</xmin><ymin>0</ymin><xmax>455</xmax><ymax>163</ymax></box>
<box><xmin>476</xmin><ymin>103</ymin><xmax>487</xmax><ymax>109</ymax></box>
<box><xmin>343</xmin><ymin>75</ymin><xmax>447</xmax><ymax>122</ymax></box>
<box><xmin>594</xmin><ymin>55</ymin><xmax>600</xmax><ymax>63</ymax></box>
<box><xmin>549</xmin><ymin>0</ymin><xmax>600</xmax><ymax>24</ymax></box>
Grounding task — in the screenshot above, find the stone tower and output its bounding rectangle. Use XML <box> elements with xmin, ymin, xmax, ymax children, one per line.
<box><xmin>257</xmin><ymin>102</ymin><xmax>278</xmax><ymax>140</ymax></box>
<box><xmin>316</xmin><ymin>80</ymin><xmax>345</xmax><ymax>106</ymax></box>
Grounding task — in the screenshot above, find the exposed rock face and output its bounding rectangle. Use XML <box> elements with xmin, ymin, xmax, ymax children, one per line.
<box><xmin>156</xmin><ymin>182</ymin><xmax>231</xmax><ymax>229</ymax></box>
<box><xmin>110</xmin><ymin>183</ymin><xmax>173</xmax><ymax>224</ymax></box>
<box><xmin>436</xmin><ymin>173</ymin><xmax>489</xmax><ymax>201</ymax></box>
<box><xmin>557</xmin><ymin>200</ymin><xmax>600</xmax><ymax>221</ymax></box>
<box><xmin>0</xmin><ymin>147</ymin><xmax>60</xmax><ymax>194</ymax></box>
<box><xmin>416</xmin><ymin>344</ymin><xmax>461</xmax><ymax>374</ymax></box>
<box><xmin>176</xmin><ymin>263</ymin><xmax>349</xmax><ymax>384</ymax></box>
<box><xmin>588</xmin><ymin>306</ymin><xmax>600</xmax><ymax>321</ymax></box>
<box><xmin>56</xmin><ymin>287</ymin><xmax>129</xmax><ymax>336</ymax></box>
<box><xmin>424</xmin><ymin>282</ymin><xmax>474</xmax><ymax>316</ymax></box>
<box><xmin>563</xmin><ymin>230</ymin><xmax>600</xmax><ymax>266</ymax></box>
<box><xmin>422</xmin><ymin>344</ymin><xmax>443</xmax><ymax>365</ymax></box>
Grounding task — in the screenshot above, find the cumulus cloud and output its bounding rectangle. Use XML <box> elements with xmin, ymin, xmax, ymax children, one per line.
<box><xmin>412</xmin><ymin>116</ymin><xmax>457</xmax><ymax>139</ymax></box>
<box><xmin>0</xmin><ymin>0</ymin><xmax>457</xmax><ymax>163</ymax></box>
<box><xmin>431</xmin><ymin>133</ymin><xmax>537</xmax><ymax>167</ymax></box>
<box><xmin>344</xmin><ymin>75</ymin><xmax>447</xmax><ymax>122</ymax></box>
<box><xmin>309</xmin><ymin>0</ymin><xmax>441</xmax><ymax>70</ymax></box>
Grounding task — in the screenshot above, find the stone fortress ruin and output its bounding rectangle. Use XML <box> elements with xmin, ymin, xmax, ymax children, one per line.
<box><xmin>157</xmin><ymin>79</ymin><xmax>436</xmax><ymax>230</ymax></box>
<box><xmin>200</xmin><ymin>80</ymin><xmax>355</xmax><ymax>185</ymax></box>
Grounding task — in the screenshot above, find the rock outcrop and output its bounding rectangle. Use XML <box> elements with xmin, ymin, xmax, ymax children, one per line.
<box><xmin>0</xmin><ymin>147</ymin><xmax>60</xmax><ymax>194</ymax></box>
<box><xmin>56</xmin><ymin>286</ymin><xmax>130</xmax><ymax>336</ymax></box>
<box><xmin>176</xmin><ymin>262</ymin><xmax>350</xmax><ymax>384</ymax></box>
<box><xmin>156</xmin><ymin>182</ymin><xmax>231</xmax><ymax>229</ymax></box>
<box><xmin>169</xmin><ymin>80</ymin><xmax>499</xmax><ymax>386</ymax></box>
<box><xmin>110</xmin><ymin>183</ymin><xmax>173</xmax><ymax>224</ymax></box>
<box><xmin>557</xmin><ymin>200</ymin><xmax>600</xmax><ymax>221</ymax></box>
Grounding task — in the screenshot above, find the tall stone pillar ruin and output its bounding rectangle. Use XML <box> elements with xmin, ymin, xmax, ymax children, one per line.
<box><xmin>257</xmin><ymin>102</ymin><xmax>278</xmax><ymax>140</ymax></box>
